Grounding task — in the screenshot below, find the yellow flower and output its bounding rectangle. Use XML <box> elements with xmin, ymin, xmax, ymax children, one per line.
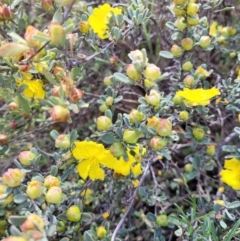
<box><xmin>102</xmin><ymin>212</ymin><xmax>109</xmax><ymax>219</ymax></box>
<box><xmin>72</xmin><ymin>141</ymin><xmax>117</xmax><ymax>181</ymax></box>
<box><xmin>88</xmin><ymin>3</ymin><xmax>122</xmax><ymax>39</ymax></box>
<box><xmin>113</xmin><ymin>144</ymin><xmax>146</xmax><ymax>176</ymax></box>
<box><xmin>209</xmin><ymin>21</ymin><xmax>218</xmax><ymax>37</ymax></box>
<box><xmin>213</xmin><ymin>200</ymin><xmax>224</xmax><ymax>206</ymax></box>
<box><xmin>195</xmin><ymin>66</ymin><xmax>210</xmax><ymax>78</ymax></box>
<box><xmin>220</xmin><ymin>158</ymin><xmax>240</xmax><ymax>190</ymax></box>
<box><xmin>176</xmin><ymin>87</ymin><xmax>220</xmax><ymax>106</ymax></box>
<box><xmin>132</xmin><ymin>179</ymin><xmax>139</xmax><ymax>187</ymax></box>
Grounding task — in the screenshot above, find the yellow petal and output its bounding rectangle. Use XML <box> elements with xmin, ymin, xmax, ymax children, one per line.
<box><xmin>77</xmin><ymin>160</ymin><xmax>91</xmax><ymax>180</ymax></box>
<box><xmin>88</xmin><ymin>163</ymin><xmax>105</xmax><ymax>181</ymax></box>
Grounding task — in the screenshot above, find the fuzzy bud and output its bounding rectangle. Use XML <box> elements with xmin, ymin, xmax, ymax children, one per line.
<box><xmin>123</xmin><ymin>129</ymin><xmax>143</xmax><ymax>144</ymax></box>
<box><xmin>66</xmin><ymin>205</ymin><xmax>81</xmax><ymax>222</ymax></box>
<box><xmin>18</xmin><ymin>151</ymin><xmax>35</xmax><ymax>166</ymax></box>
<box><xmin>173</xmin><ymin>7</ymin><xmax>186</xmax><ymax>16</ymax></box>
<box><xmin>44</xmin><ymin>175</ymin><xmax>60</xmax><ymax>189</ymax></box>
<box><xmin>171</xmin><ymin>44</ymin><xmax>183</xmax><ymax>57</ymax></box>
<box><xmin>79</xmin><ymin>21</ymin><xmax>91</xmax><ymax>33</ymax></box>
<box><xmin>26</xmin><ymin>180</ymin><xmax>43</xmax><ymax>200</ymax></box>
<box><xmin>199</xmin><ymin>36</ymin><xmax>211</xmax><ymax>49</ymax></box>
<box><xmin>183</xmin><ymin>75</ymin><xmax>195</xmax><ymax>88</ymax></box>
<box><xmin>21</xmin><ymin>214</ymin><xmax>45</xmax><ymax>232</ymax></box>
<box><xmin>147</xmin><ymin>116</ymin><xmax>159</xmax><ymax>130</ymax></box>
<box><xmin>45</xmin><ymin>186</ymin><xmax>62</xmax><ymax>204</ymax></box>
<box><xmin>145</xmin><ymin>89</ymin><xmax>161</xmax><ymax>107</ymax></box>
<box><xmin>0</xmin><ymin>134</ymin><xmax>8</xmax><ymax>145</ymax></box>
<box><xmin>129</xmin><ymin>109</ymin><xmax>145</xmax><ymax>124</ymax></box>
<box><xmin>99</xmin><ymin>104</ymin><xmax>109</xmax><ymax>113</ymax></box>
<box><xmin>144</xmin><ymin>64</ymin><xmax>161</xmax><ymax>82</ymax></box>
<box><xmin>156</xmin><ymin>214</ymin><xmax>169</xmax><ymax>227</ymax></box>
<box><xmin>182</xmin><ymin>61</ymin><xmax>193</xmax><ymax>71</ymax></box>
<box><xmin>192</xmin><ymin>128</ymin><xmax>205</xmax><ymax>141</ymax></box>
<box><xmin>50</xmin><ymin>105</ymin><xmax>70</xmax><ymax>123</ymax></box>
<box><xmin>126</xmin><ymin>64</ymin><xmax>141</xmax><ymax>81</ymax></box>
<box><xmin>150</xmin><ymin>136</ymin><xmax>167</xmax><ymax>151</ymax></box>
<box><xmin>181</xmin><ymin>38</ymin><xmax>194</xmax><ymax>51</ymax></box>
<box><xmin>206</xmin><ymin>144</ymin><xmax>216</xmax><ymax>156</ymax></box>
<box><xmin>144</xmin><ymin>79</ymin><xmax>155</xmax><ymax>89</ymax></box>
<box><xmin>179</xmin><ymin>111</ymin><xmax>189</xmax><ymax>121</ymax></box>
<box><xmin>41</xmin><ymin>0</ymin><xmax>54</xmax><ymax>11</ymax></box>
<box><xmin>103</xmin><ymin>76</ymin><xmax>113</xmax><ymax>86</ymax></box>
<box><xmin>187</xmin><ymin>3</ymin><xmax>199</xmax><ymax>16</ymax></box>
<box><xmin>128</xmin><ymin>49</ymin><xmax>148</xmax><ymax>65</ymax></box>
<box><xmin>96</xmin><ymin>116</ymin><xmax>112</xmax><ymax>131</ymax></box>
<box><xmin>174</xmin><ymin>17</ymin><xmax>187</xmax><ymax>31</ymax></box>
<box><xmin>2</xmin><ymin>168</ymin><xmax>24</xmax><ymax>187</ymax></box>
<box><xmin>155</xmin><ymin>119</ymin><xmax>172</xmax><ymax>137</ymax></box>
<box><xmin>24</xmin><ymin>26</ymin><xmax>41</xmax><ymax>48</ymax></box>
<box><xmin>52</xmin><ymin>84</ymin><xmax>69</xmax><ymax>97</ymax></box>
<box><xmin>97</xmin><ymin>226</ymin><xmax>107</xmax><ymax>239</ymax></box>
<box><xmin>187</xmin><ymin>15</ymin><xmax>199</xmax><ymax>26</ymax></box>
<box><xmin>184</xmin><ymin>163</ymin><xmax>194</xmax><ymax>173</ymax></box>
<box><xmin>0</xmin><ymin>193</ymin><xmax>13</xmax><ymax>205</ymax></box>
<box><xmin>8</xmin><ymin>102</ymin><xmax>19</xmax><ymax>111</ymax></box>
<box><xmin>173</xmin><ymin>95</ymin><xmax>183</xmax><ymax>105</ymax></box>
<box><xmin>110</xmin><ymin>143</ymin><xmax>124</xmax><ymax>158</ymax></box>
<box><xmin>49</xmin><ymin>22</ymin><xmax>66</xmax><ymax>47</ymax></box>
<box><xmin>0</xmin><ymin>4</ymin><xmax>13</xmax><ymax>21</ymax></box>
<box><xmin>105</xmin><ymin>96</ymin><xmax>114</xmax><ymax>106</ymax></box>
<box><xmin>55</xmin><ymin>134</ymin><xmax>70</xmax><ymax>149</ymax></box>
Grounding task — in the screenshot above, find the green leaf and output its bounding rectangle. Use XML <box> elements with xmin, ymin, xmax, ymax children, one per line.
<box><xmin>105</xmin><ymin>109</ymin><xmax>112</xmax><ymax>120</ymax></box>
<box><xmin>83</xmin><ymin>230</ymin><xmax>95</xmax><ymax>241</ymax></box>
<box><xmin>224</xmin><ymin>219</ymin><xmax>240</xmax><ymax>241</ymax></box>
<box><xmin>60</xmin><ymin>238</ymin><xmax>69</xmax><ymax>241</ymax></box>
<box><xmin>14</xmin><ymin>194</ymin><xmax>28</xmax><ymax>204</ymax></box>
<box><xmin>70</xmin><ymin>130</ymin><xmax>78</xmax><ymax>143</ymax></box>
<box><xmin>50</xmin><ymin>130</ymin><xmax>59</xmax><ymax>140</ymax></box>
<box><xmin>81</xmin><ymin>213</ymin><xmax>95</xmax><ymax>222</ymax></box>
<box><xmin>50</xmin><ymin>165</ymin><xmax>58</xmax><ymax>176</ymax></box>
<box><xmin>9</xmin><ymin>225</ymin><xmax>22</xmax><ymax>236</ymax></box>
<box><xmin>227</xmin><ymin>201</ymin><xmax>240</xmax><ymax>209</ymax></box>
<box><xmin>17</xmin><ymin>94</ymin><xmax>31</xmax><ymax>114</ymax></box>
<box><xmin>53</xmin><ymin>8</ymin><xmax>63</xmax><ymax>23</ymax></box>
<box><xmin>159</xmin><ymin>51</ymin><xmax>174</xmax><ymax>59</ymax></box>
<box><xmin>101</xmin><ymin>134</ymin><xmax>119</xmax><ymax>144</ymax></box>
<box><xmin>8</xmin><ymin>216</ymin><xmax>26</xmax><ymax>226</ymax></box>
<box><xmin>42</xmin><ymin>68</ymin><xmax>58</xmax><ymax>85</ymax></box>
<box><xmin>113</xmin><ymin>73</ymin><xmax>135</xmax><ymax>85</ymax></box>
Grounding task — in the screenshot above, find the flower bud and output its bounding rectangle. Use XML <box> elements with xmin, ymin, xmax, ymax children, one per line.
<box><xmin>61</xmin><ymin>77</ymin><xmax>74</xmax><ymax>89</ymax></box>
<box><xmin>55</xmin><ymin>134</ymin><xmax>70</xmax><ymax>149</ymax></box>
<box><xmin>69</xmin><ymin>88</ymin><xmax>84</xmax><ymax>103</ymax></box>
<box><xmin>155</xmin><ymin>119</ymin><xmax>172</xmax><ymax>137</ymax></box>
<box><xmin>199</xmin><ymin>36</ymin><xmax>211</xmax><ymax>48</ymax></box>
<box><xmin>144</xmin><ymin>64</ymin><xmax>161</xmax><ymax>82</ymax></box>
<box><xmin>156</xmin><ymin>214</ymin><xmax>168</xmax><ymax>227</ymax></box>
<box><xmin>56</xmin><ymin>221</ymin><xmax>66</xmax><ymax>232</ymax></box>
<box><xmin>0</xmin><ymin>193</ymin><xmax>13</xmax><ymax>205</ymax></box>
<box><xmin>1</xmin><ymin>237</ymin><xmax>27</xmax><ymax>241</ymax></box>
<box><xmin>45</xmin><ymin>186</ymin><xmax>62</xmax><ymax>204</ymax></box>
<box><xmin>26</xmin><ymin>180</ymin><xmax>43</xmax><ymax>200</ymax></box>
<box><xmin>52</xmin><ymin>84</ymin><xmax>69</xmax><ymax>97</ymax></box>
<box><xmin>129</xmin><ymin>109</ymin><xmax>145</xmax><ymax>124</ymax></box>
<box><xmin>230</xmin><ymin>52</ymin><xmax>236</xmax><ymax>58</ymax></box>
<box><xmin>192</xmin><ymin>128</ymin><xmax>205</xmax><ymax>141</ymax></box>
<box><xmin>144</xmin><ymin>79</ymin><xmax>155</xmax><ymax>89</ymax></box>
<box><xmin>145</xmin><ymin>89</ymin><xmax>161</xmax><ymax>107</ymax></box>
<box><xmin>0</xmin><ymin>4</ymin><xmax>13</xmax><ymax>20</ymax></box>
<box><xmin>110</xmin><ymin>143</ymin><xmax>124</xmax><ymax>158</ymax></box>
<box><xmin>109</xmin><ymin>55</ymin><xmax>118</xmax><ymax>65</ymax></box>
<box><xmin>227</xmin><ymin>26</ymin><xmax>237</xmax><ymax>36</ymax></box>
<box><xmin>18</xmin><ymin>64</ymin><xmax>31</xmax><ymax>72</ymax></box>
<box><xmin>187</xmin><ymin>15</ymin><xmax>199</xmax><ymax>26</ymax></box>
<box><xmin>103</xmin><ymin>76</ymin><xmax>113</xmax><ymax>86</ymax></box>
<box><xmin>53</xmin><ymin>66</ymin><xmax>66</xmax><ymax>80</ymax></box>
<box><xmin>41</xmin><ymin>0</ymin><xmax>54</xmax><ymax>11</ymax></box>
<box><xmin>2</xmin><ymin>168</ymin><xmax>24</xmax><ymax>187</ymax></box>
<box><xmin>173</xmin><ymin>95</ymin><xmax>183</xmax><ymax>105</ymax></box>
<box><xmin>21</xmin><ymin>214</ymin><xmax>45</xmax><ymax>232</ymax></box>
<box><xmin>79</xmin><ymin>21</ymin><xmax>91</xmax><ymax>33</ymax></box>
<box><xmin>181</xmin><ymin>38</ymin><xmax>194</xmax><ymax>51</ymax></box>
<box><xmin>187</xmin><ymin>3</ymin><xmax>199</xmax><ymax>16</ymax></box>
<box><xmin>97</xmin><ymin>226</ymin><xmax>107</xmax><ymax>239</ymax></box>
<box><xmin>18</xmin><ymin>151</ymin><xmax>35</xmax><ymax>166</ymax></box>
<box><xmin>123</xmin><ymin>130</ymin><xmax>143</xmax><ymax>144</ymax></box>
<box><xmin>173</xmin><ymin>0</ymin><xmax>188</xmax><ymax>5</ymax></box>
<box><xmin>126</xmin><ymin>64</ymin><xmax>141</xmax><ymax>81</ymax></box>
<box><xmin>171</xmin><ymin>44</ymin><xmax>183</xmax><ymax>57</ymax></box>
<box><xmin>179</xmin><ymin>111</ymin><xmax>189</xmax><ymax>121</ymax></box>
<box><xmin>173</xmin><ymin>7</ymin><xmax>186</xmax><ymax>16</ymax></box>
<box><xmin>184</xmin><ymin>163</ymin><xmax>194</xmax><ymax>173</ymax></box>
<box><xmin>9</xmin><ymin>121</ymin><xmax>18</xmax><ymax>129</ymax></box>
<box><xmin>105</xmin><ymin>96</ymin><xmax>114</xmax><ymax>106</ymax></box>
<box><xmin>206</xmin><ymin>144</ymin><xmax>215</xmax><ymax>156</ymax></box>
<box><xmin>24</xmin><ymin>26</ymin><xmax>41</xmax><ymax>48</ymax></box>
<box><xmin>147</xmin><ymin>116</ymin><xmax>159</xmax><ymax>130</ymax></box>
<box><xmin>96</xmin><ymin>116</ymin><xmax>112</xmax><ymax>131</ymax></box>
<box><xmin>44</xmin><ymin>175</ymin><xmax>60</xmax><ymax>189</ymax></box>
<box><xmin>174</xmin><ymin>17</ymin><xmax>187</xmax><ymax>31</ymax></box>
<box><xmin>183</xmin><ymin>75</ymin><xmax>195</xmax><ymax>88</ymax></box>
<box><xmin>217</xmin><ymin>36</ymin><xmax>226</xmax><ymax>44</ymax></box>
<box><xmin>66</xmin><ymin>205</ymin><xmax>81</xmax><ymax>222</ymax></box>
<box><xmin>50</xmin><ymin>105</ymin><xmax>70</xmax><ymax>123</ymax></box>
<box><xmin>195</xmin><ymin>66</ymin><xmax>210</xmax><ymax>78</ymax></box>
<box><xmin>128</xmin><ymin>49</ymin><xmax>148</xmax><ymax>65</ymax></box>
<box><xmin>150</xmin><ymin>136</ymin><xmax>167</xmax><ymax>151</ymax></box>
<box><xmin>182</xmin><ymin>61</ymin><xmax>193</xmax><ymax>71</ymax></box>
<box><xmin>99</xmin><ymin>104</ymin><xmax>109</xmax><ymax>112</ymax></box>
<box><xmin>49</xmin><ymin>22</ymin><xmax>66</xmax><ymax>47</ymax></box>
<box><xmin>8</xmin><ymin>102</ymin><xmax>19</xmax><ymax>111</ymax></box>
<box><xmin>0</xmin><ymin>134</ymin><xmax>8</xmax><ymax>145</ymax></box>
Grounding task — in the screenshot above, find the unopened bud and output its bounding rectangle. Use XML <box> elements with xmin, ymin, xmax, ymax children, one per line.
<box><xmin>182</xmin><ymin>61</ymin><xmax>193</xmax><ymax>71</ymax></box>
<box><xmin>227</xmin><ymin>26</ymin><xmax>237</xmax><ymax>36</ymax></box>
<box><xmin>21</xmin><ymin>214</ymin><xmax>45</xmax><ymax>232</ymax></box>
<box><xmin>171</xmin><ymin>44</ymin><xmax>183</xmax><ymax>57</ymax></box>
<box><xmin>184</xmin><ymin>163</ymin><xmax>194</xmax><ymax>173</ymax></box>
<box><xmin>105</xmin><ymin>96</ymin><xmax>114</xmax><ymax>106</ymax></box>
<box><xmin>69</xmin><ymin>88</ymin><xmax>84</xmax><ymax>103</ymax></box>
<box><xmin>181</xmin><ymin>38</ymin><xmax>194</xmax><ymax>51</ymax></box>
<box><xmin>44</xmin><ymin>175</ymin><xmax>60</xmax><ymax>189</ymax></box>
<box><xmin>9</xmin><ymin>120</ymin><xmax>17</xmax><ymax>129</ymax></box>
<box><xmin>79</xmin><ymin>21</ymin><xmax>91</xmax><ymax>33</ymax></box>
<box><xmin>109</xmin><ymin>55</ymin><xmax>118</xmax><ymax>65</ymax></box>
<box><xmin>192</xmin><ymin>127</ymin><xmax>205</xmax><ymax>141</ymax></box>
<box><xmin>0</xmin><ymin>134</ymin><xmax>8</xmax><ymax>145</ymax></box>
<box><xmin>206</xmin><ymin>144</ymin><xmax>215</xmax><ymax>156</ymax></box>
<box><xmin>150</xmin><ymin>136</ymin><xmax>167</xmax><ymax>151</ymax></box>
<box><xmin>55</xmin><ymin>134</ymin><xmax>70</xmax><ymax>149</ymax></box>
<box><xmin>173</xmin><ymin>95</ymin><xmax>183</xmax><ymax>105</ymax></box>
<box><xmin>97</xmin><ymin>226</ymin><xmax>107</xmax><ymax>239</ymax></box>
<box><xmin>24</xmin><ymin>26</ymin><xmax>41</xmax><ymax>48</ymax></box>
<box><xmin>66</xmin><ymin>205</ymin><xmax>81</xmax><ymax>222</ymax></box>
<box><xmin>2</xmin><ymin>168</ymin><xmax>24</xmax><ymax>187</ymax></box>
<box><xmin>56</xmin><ymin>221</ymin><xmax>66</xmax><ymax>232</ymax></box>
<box><xmin>174</xmin><ymin>17</ymin><xmax>187</xmax><ymax>31</ymax></box>
<box><xmin>144</xmin><ymin>64</ymin><xmax>161</xmax><ymax>82</ymax></box>
<box><xmin>129</xmin><ymin>109</ymin><xmax>145</xmax><ymax>124</ymax></box>
<box><xmin>173</xmin><ymin>7</ymin><xmax>186</xmax><ymax>16</ymax></box>
<box><xmin>156</xmin><ymin>214</ymin><xmax>169</xmax><ymax>227</ymax></box>
<box><xmin>50</xmin><ymin>105</ymin><xmax>70</xmax><ymax>123</ymax></box>
<box><xmin>99</xmin><ymin>104</ymin><xmax>109</xmax><ymax>113</ymax></box>
<box><xmin>49</xmin><ymin>22</ymin><xmax>66</xmax><ymax>47</ymax></box>
<box><xmin>0</xmin><ymin>4</ymin><xmax>13</xmax><ymax>20</ymax></box>
<box><xmin>128</xmin><ymin>49</ymin><xmax>148</xmax><ymax>65</ymax></box>
<box><xmin>0</xmin><ymin>193</ymin><xmax>13</xmax><ymax>205</ymax></box>
<box><xmin>144</xmin><ymin>79</ymin><xmax>155</xmax><ymax>89</ymax></box>
<box><xmin>8</xmin><ymin>102</ymin><xmax>19</xmax><ymax>111</ymax></box>
<box><xmin>187</xmin><ymin>15</ymin><xmax>199</xmax><ymax>26</ymax></box>
<box><xmin>183</xmin><ymin>75</ymin><xmax>195</xmax><ymax>88</ymax></box>
<box><xmin>41</xmin><ymin>0</ymin><xmax>54</xmax><ymax>11</ymax></box>
<box><xmin>26</xmin><ymin>180</ymin><xmax>43</xmax><ymax>200</ymax></box>
<box><xmin>187</xmin><ymin>3</ymin><xmax>199</xmax><ymax>16</ymax></box>
<box><xmin>103</xmin><ymin>76</ymin><xmax>113</xmax><ymax>86</ymax></box>
<box><xmin>61</xmin><ymin>76</ymin><xmax>74</xmax><ymax>89</ymax></box>
<box><xmin>123</xmin><ymin>129</ymin><xmax>143</xmax><ymax>144</ymax></box>
<box><xmin>18</xmin><ymin>151</ymin><xmax>35</xmax><ymax>166</ymax></box>
<box><xmin>110</xmin><ymin>143</ymin><xmax>124</xmax><ymax>158</ymax></box>
<box><xmin>147</xmin><ymin>116</ymin><xmax>159</xmax><ymax>130</ymax></box>
<box><xmin>145</xmin><ymin>89</ymin><xmax>161</xmax><ymax>107</ymax></box>
<box><xmin>179</xmin><ymin>111</ymin><xmax>189</xmax><ymax>121</ymax></box>
<box><xmin>52</xmin><ymin>84</ymin><xmax>69</xmax><ymax>97</ymax></box>
<box><xmin>155</xmin><ymin>119</ymin><xmax>172</xmax><ymax>137</ymax></box>
<box><xmin>199</xmin><ymin>36</ymin><xmax>211</xmax><ymax>48</ymax></box>
<box><xmin>96</xmin><ymin>116</ymin><xmax>112</xmax><ymax>131</ymax></box>
<box><xmin>45</xmin><ymin>186</ymin><xmax>62</xmax><ymax>204</ymax></box>
<box><xmin>126</xmin><ymin>64</ymin><xmax>141</xmax><ymax>81</ymax></box>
